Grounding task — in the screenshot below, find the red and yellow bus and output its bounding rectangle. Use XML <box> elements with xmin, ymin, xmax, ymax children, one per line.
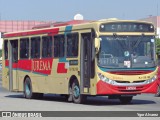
<box><xmin>2</xmin><ymin>19</ymin><xmax>160</xmax><ymax>104</ymax></box>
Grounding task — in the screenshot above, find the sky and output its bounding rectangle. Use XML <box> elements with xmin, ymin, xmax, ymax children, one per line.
<box><xmin>0</xmin><ymin>0</ymin><xmax>160</xmax><ymax>21</ymax></box>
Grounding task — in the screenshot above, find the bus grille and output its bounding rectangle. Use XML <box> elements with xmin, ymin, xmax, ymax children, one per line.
<box><xmin>108</xmin><ymin>70</ymin><xmax>152</xmax><ymax>75</ymax></box>
<box><xmin>115</xmin><ymin>80</ymin><xmax>146</xmax><ymax>83</ymax></box>
<box><xmin>133</xmin><ymin>80</ymin><xmax>146</xmax><ymax>83</ymax></box>
<box><xmin>115</xmin><ymin>81</ymin><xmax>130</xmax><ymax>83</ymax></box>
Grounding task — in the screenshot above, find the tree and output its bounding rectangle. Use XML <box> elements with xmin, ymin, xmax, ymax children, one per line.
<box><xmin>156</xmin><ymin>38</ymin><xmax>160</xmax><ymax>55</ymax></box>
<box><xmin>0</xmin><ymin>50</ymin><xmax>2</xmax><ymax>57</ymax></box>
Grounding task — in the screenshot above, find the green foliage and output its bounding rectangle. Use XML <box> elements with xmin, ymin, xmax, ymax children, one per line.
<box><xmin>156</xmin><ymin>38</ymin><xmax>160</xmax><ymax>54</ymax></box>
<box><xmin>0</xmin><ymin>50</ymin><xmax>2</xmax><ymax>57</ymax></box>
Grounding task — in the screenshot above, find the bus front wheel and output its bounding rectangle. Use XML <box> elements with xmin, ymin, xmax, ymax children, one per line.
<box><xmin>72</xmin><ymin>81</ymin><xmax>86</xmax><ymax>104</ymax></box>
<box><xmin>155</xmin><ymin>85</ymin><xmax>160</xmax><ymax>97</ymax></box>
<box><xmin>119</xmin><ymin>96</ymin><xmax>133</xmax><ymax>104</ymax></box>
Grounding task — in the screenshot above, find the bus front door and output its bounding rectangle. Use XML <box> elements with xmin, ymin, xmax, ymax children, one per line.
<box><xmin>81</xmin><ymin>33</ymin><xmax>92</xmax><ymax>93</ymax></box>
<box><xmin>9</xmin><ymin>40</ymin><xmax>18</xmax><ymax>91</ymax></box>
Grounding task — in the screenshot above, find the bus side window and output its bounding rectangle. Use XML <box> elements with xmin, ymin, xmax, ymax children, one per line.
<box><xmin>10</xmin><ymin>40</ymin><xmax>18</xmax><ymax>63</ymax></box>
<box><xmin>31</xmin><ymin>37</ymin><xmax>40</xmax><ymax>59</ymax></box>
<box><xmin>53</xmin><ymin>35</ymin><xmax>65</xmax><ymax>58</ymax></box>
<box><xmin>67</xmin><ymin>33</ymin><xmax>78</xmax><ymax>57</ymax></box>
<box><xmin>20</xmin><ymin>38</ymin><xmax>29</xmax><ymax>59</ymax></box>
<box><xmin>4</xmin><ymin>40</ymin><xmax>8</xmax><ymax>59</ymax></box>
<box><xmin>42</xmin><ymin>36</ymin><xmax>52</xmax><ymax>58</ymax></box>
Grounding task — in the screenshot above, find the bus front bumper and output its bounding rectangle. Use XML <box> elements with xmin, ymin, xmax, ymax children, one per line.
<box><xmin>96</xmin><ymin>80</ymin><xmax>159</xmax><ymax>95</ymax></box>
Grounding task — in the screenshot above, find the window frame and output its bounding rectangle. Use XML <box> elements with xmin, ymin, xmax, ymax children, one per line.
<box><xmin>66</xmin><ymin>32</ymin><xmax>79</xmax><ymax>58</ymax></box>
<box><xmin>31</xmin><ymin>36</ymin><xmax>41</xmax><ymax>59</ymax></box>
<box><xmin>53</xmin><ymin>34</ymin><xmax>65</xmax><ymax>58</ymax></box>
<box><xmin>20</xmin><ymin>38</ymin><xmax>29</xmax><ymax>59</ymax></box>
<box><xmin>42</xmin><ymin>36</ymin><xmax>53</xmax><ymax>58</ymax></box>
<box><xmin>4</xmin><ymin>40</ymin><xmax>8</xmax><ymax>60</ymax></box>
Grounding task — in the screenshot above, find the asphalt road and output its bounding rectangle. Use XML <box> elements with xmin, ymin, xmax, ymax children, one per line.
<box><xmin>0</xmin><ymin>78</ymin><xmax>160</xmax><ymax>119</ymax></box>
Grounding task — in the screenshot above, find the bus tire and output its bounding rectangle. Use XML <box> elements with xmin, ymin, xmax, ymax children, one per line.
<box><xmin>119</xmin><ymin>96</ymin><xmax>133</xmax><ymax>104</ymax></box>
<box><xmin>24</xmin><ymin>77</ymin><xmax>36</xmax><ymax>99</ymax></box>
<box><xmin>67</xmin><ymin>86</ymin><xmax>73</xmax><ymax>102</ymax></box>
<box><xmin>155</xmin><ymin>85</ymin><xmax>160</xmax><ymax>97</ymax></box>
<box><xmin>72</xmin><ymin>81</ymin><xmax>86</xmax><ymax>104</ymax></box>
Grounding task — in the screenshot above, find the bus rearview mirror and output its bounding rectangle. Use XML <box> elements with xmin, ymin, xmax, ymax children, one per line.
<box><xmin>95</xmin><ymin>38</ymin><xmax>101</xmax><ymax>54</ymax></box>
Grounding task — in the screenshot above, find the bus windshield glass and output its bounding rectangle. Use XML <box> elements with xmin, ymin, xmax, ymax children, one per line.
<box><xmin>98</xmin><ymin>36</ymin><xmax>156</xmax><ymax>68</ymax></box>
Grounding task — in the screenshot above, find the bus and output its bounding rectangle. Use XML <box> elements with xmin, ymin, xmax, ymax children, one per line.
<box><xmin>2</xmin><ymin>19</ymin><xmax>160</xmax><ymax>104</ymax></box>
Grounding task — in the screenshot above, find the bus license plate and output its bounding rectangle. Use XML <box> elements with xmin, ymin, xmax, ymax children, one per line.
<box><xmin>126</xmin><ymin>86</ymin><xmax>136</xmax><ymax>90</ymax></box>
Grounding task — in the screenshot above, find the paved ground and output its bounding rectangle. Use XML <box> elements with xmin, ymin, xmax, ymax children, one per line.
<box><xmin>0</xmin><ymin>77</ymin><xmax>160</xmax><ymax>120</ymax></box>
<box><xmin>0</xmin><ymin>80</ymin><xmax>160</xmax><ymax>110</ymax></box>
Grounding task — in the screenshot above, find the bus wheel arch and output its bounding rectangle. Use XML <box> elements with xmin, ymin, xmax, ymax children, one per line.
<box><xmin>67</xmin><ymin>75</ymin><xmax>79</xmax><ymax>102</ymax></box>
<box><xmin>155</xmin><ymin>85</ymin><xmax>160</xmax><ymax>97</ymax></box>
<box><xmin>23</xmin><ymin>75</ymin><xmax>30</xmax><ymax>85</ymax></box>
<box><xmin>68</xmin><ymin>75</ymin><xmax>79</xmax><ymax>90</ymax></box>
<box><xmin>68</xmin><ymin>75</ymin><xmax>86</xmax><ymax>104</ymax></box>
<box><xmin>23</xmin><ymin>76</ymin><xmax>37</xmax><ymax>99</ymax></box>
<box><xmin>23</xmin><ymin>76</ymin><xmax>43</xmax><ymax>99</ymax></box>
<box><xmin>23</xmin><ymin>75</ymin><xmax>30</xmax><ymax>93</ymax></box>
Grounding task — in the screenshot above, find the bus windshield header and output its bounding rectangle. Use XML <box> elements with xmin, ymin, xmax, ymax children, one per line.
<box><xmin>99</xmin><ymin>22</ymin><xmax>154</xmax><ymax>32</ymax></box>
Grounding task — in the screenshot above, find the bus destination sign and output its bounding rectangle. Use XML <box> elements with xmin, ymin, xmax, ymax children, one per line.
<box><xmin>100</xmin><ymin>22</ymin><xmax>154</xmax><ymax>32</ymax></box>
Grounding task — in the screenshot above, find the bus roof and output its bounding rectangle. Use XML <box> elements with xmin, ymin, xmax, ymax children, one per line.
<box><xmin>32</xmin><ymin>20</ymin><xmax>91</xmax><ymax>29</ymax></box>
<box><xmin>3</xmin><ymin>19</ymin><xmax>154</xmax><ymax>38</ymax></box>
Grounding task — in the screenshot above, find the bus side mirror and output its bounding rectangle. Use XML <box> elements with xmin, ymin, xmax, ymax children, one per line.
<box><xmin>95</xmin><ymin>38</ymin><xmax>101</xmax><ymax>54</ymax></box>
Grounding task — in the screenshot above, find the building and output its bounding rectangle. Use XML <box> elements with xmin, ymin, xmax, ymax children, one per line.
<box><xmin>0</xmin><ymin>20</ymin><xmax>55</xmax><ymax>49</ymax></box>
<box><xmin>140</xmin><ymin>16</ymin><xmax>160</xmax><ymax>38</ymax></box>
<box><xmin>0</xmin><ymin>20</ymin><xmax>55</xmax><ymax>33</ymax></box>
<box><xmin>0</xmin><ymin>33</ymin><xmax>2</xmax><ymax>49</ymax></box>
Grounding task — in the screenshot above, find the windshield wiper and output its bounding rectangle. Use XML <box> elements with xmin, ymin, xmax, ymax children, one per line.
<box><xmin>113</xmin><ymin>35</ymin><xmax>128</xmax><ymax>51</ymax></box>
<box><xmin>131</xmin><ymin>35</ymin><xmax>144</xmax><ymax>51</ymax></box>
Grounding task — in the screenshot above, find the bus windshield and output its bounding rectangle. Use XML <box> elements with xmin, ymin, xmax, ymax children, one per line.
<box><xmin>98</xmin><ymin>36</ymin><xmax>156</xmax><ymax>68</ymax></box>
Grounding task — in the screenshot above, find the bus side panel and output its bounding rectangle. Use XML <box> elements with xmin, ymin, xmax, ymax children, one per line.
<box><xmin>30</xmin><ymin>76</ymin><xmax>46</xmax><ymax>93</ymax></box>
<box><xmin>47</xmin><ymin>58</ymin><xmax>80</xmax><ymax>95</ymax></box>
<box><xmin>17</xmin><ymin>72</ymin><xmax>24</xmax><ymax>92</ymax></box>
<box><xmin>17</xmin><ymin>71</ymin><xmax>49</xmax><ymax>93</ymax></box>
<box><xmin>17</xmin><ymin>59</ymin><xmax>51</xmax><ymax>93</ymax></box>
<box><xmin>2</xmin><ymin>60</ymin><xmax>9</xmax><ymax>90</ymax></box>
<box><xmin>17</xmin><ymin>58</ymin><xmax>69</xmax><ymax>94</ymax></box>
<box><xmin>47</xmin><ymin>59</ymin><xmax>69</xmax><ymax>94</ymax></box>
<box><xmin>2</xmin><ymin>39</ymin><xmax>10</xmax><ymax>90</ymax></box>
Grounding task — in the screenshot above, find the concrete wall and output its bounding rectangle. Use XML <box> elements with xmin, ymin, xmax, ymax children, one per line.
<box><xmin>0</xmin><ymin>33</ymin><xmax>2</xmax><ymax>49</ymax></box>
<box><xmin>0</xmin><ymin>20</ymin><xmax>55</xmax><ymax>33</ymax></box>
<box><xmin>140</xmin><ymin>16</ymin><xmax>160</xmax><ymax>38</ymax></box>
<box><xmin>0</xmin><ymin>20</ymin><xmax>55</xmax><ymax>50</ymax></box>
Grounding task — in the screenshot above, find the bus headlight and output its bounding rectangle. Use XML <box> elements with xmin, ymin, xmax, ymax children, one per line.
<box><xmin>97</xmin><ymin>73</ymin><xmax>116</xmax><ymax>85</ymax></box>
<box><xmin>144</xmin><ymin>75</ymin><xmax>157</xmax><ymax>84</ymax></box>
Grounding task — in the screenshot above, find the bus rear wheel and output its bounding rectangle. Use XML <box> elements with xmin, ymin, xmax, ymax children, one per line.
<box><xmin>24</xmin><ymin>77</ymin><xmax>38</xmax><ymax>99</ymax></box>
<box><xmin>72</xmin><ymin>81</ymin><xmax>86</xmax><ymax>104</ymax></box>
<box><xmin>119</xmin><ymin>96</ymin><xmax>133</xmax><ymax>104</ymax></box>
